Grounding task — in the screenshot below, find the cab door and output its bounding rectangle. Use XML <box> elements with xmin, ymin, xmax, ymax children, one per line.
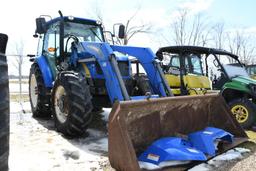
<box><xmin>42</xmin><ymin>22</ymin><xmax>60</xmax><ymax>78</ymax></box>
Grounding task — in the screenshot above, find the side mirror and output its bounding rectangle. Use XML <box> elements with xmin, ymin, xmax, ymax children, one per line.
<box><xmin>156</xmin><ymin>51</ymin><xmax>163</xmax><ymax>61</ymax></box>
<box><xmin>35</xmin><ymin>17</ymin><xmax>47</xmax><ymax>34</ymax></box>
<box><xmin>118</xmin><ymin>25</ymin><xmax>125</xmax><ymax>39</ymax></box>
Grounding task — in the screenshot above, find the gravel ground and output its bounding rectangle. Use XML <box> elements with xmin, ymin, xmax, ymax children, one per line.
<box><xmin>231</xmin><ymin>153</ymin><xmax>256</xmax><ymax>171</ymax></box>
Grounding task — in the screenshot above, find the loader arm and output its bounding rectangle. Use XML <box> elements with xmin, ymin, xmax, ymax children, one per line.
<box><xmin>79</xmin><ymin>42</ymin><xmax>127</xmax><ymax>103</ymax></box>
<box><xmin>75</xmin><ymin>42</ymin><xmax>172</xmax><ymax>104</ymax></box>
<box><xmin>111</xmin><ymin>45</ymin><xmax>172</xmax><ymax>97</ymax></box>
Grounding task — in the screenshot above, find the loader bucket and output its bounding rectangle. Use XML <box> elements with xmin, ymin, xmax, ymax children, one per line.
<box><xmin>108</xmin><ymin>94</ymin><xmax>247</xmax><ymax>171</ymax></box>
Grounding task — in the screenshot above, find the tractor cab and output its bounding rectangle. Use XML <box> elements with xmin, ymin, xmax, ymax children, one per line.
<box><xmin>34</xmin><ymin>16</ymin><xmax>105</xmax><ymax>77</ymax></box>
<box><xmin>157</xmin><ymin>47</ymin><xmax>211</xmax><ymax>95</ymax></box>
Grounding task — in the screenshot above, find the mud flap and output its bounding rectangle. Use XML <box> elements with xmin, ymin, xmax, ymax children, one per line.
<box><xmin>108</xmin><ymin>94</ymin><xmax>247</xmax><ymax>171</ymax></box>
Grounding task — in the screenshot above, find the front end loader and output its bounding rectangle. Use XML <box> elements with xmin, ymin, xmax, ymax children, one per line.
<box><xmin>109</xmin><ymin>94</ymin><xmax>247</xmax><ymax>171</ymax></box>
<box><xmin>29</xmin><ymin>12</ymin><xmax>247</xmax><ymax>170</ymax></box>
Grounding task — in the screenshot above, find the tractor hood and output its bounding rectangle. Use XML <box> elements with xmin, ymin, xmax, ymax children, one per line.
<box><xmin>224</xmin><ymin>76</ymin><xmax>256</xmax><ymax>96</ymax></box>
<box><xmin>231</xmin><ymin>75</ymin><xmax>256</xmax><ymax>85</ymax></box>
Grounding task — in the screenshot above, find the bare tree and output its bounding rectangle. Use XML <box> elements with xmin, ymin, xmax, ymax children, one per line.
<box><xmin>227</xmin><ymin>31</ymin><xmax>256</xmax><ymax>64</ymax></box>
<box><xmin>171</xmin><ymin>9</ymin><xmax>211</xmax><ymax>46</ymax></box>
<box><xmin>9</xmin><ymin>39</ymin><xmax>25</xmax><ymax>103</ymax></box>
<box><xmin>88</xmin><ymin>4</ymin><xmax>152</xmax><ymax>45</ymax></box>
<box><xmin>89</xmin><ymin>1</ymin><xmax>104</xmax><ymax>23</ymax></box>
<box><xmin>115</xmin><ymin>9</ymin><xmax>152</xmax><ymax>45</ymax></box>
<box><xmin>212</xmin><ymin>22</ymin><xmax>225</xmax><ymax>49</ymax></box>
<box><xmin>172</xmin><ymin>10</ymin><xmax>187</xmax><ymax>45</ymax></box>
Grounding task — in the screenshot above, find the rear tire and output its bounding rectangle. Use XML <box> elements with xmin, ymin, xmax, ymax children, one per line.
<box><xmin>29</xmin><ymin>63</ymin><xmax>51</xmax><ymax>117</ymax></box>
<box><xmin>229</xmin><ymin>98</ymin><xmax>256</xmax><ymax>129</ymax></box>
<box><xmin>0</xmin><ymin>33</ymin><xmax>9</xmax><ymax>171</ymax></box>
<box><xmin>52</xmin><ymin>71</ymin><xmax>93</xmax><ymax>137</ymax></box>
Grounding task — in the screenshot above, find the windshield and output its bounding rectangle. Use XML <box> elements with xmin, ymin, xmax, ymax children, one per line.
<box><xmin>64</xmin><ymin>22</ymin><xmax>103</xmax><ymax>43</ymax></box>
<box><xmin>168</xmin><ymin>54</ymin><xmax>203</xmax><ymax>75</ymax></box>
<box><xmin>215</xmin><ymin>54</ymin><xmax>249</xmax><ymax>78</ymax></box>
<box><xmin>223</xmin><ymin>64</ymin><xmax>249</xmax><ymax>78</ymax></box>
<box><xmin>246</xmin><ymin>65</ymin><xmax>256</xmax><ymax>75</ymax></box>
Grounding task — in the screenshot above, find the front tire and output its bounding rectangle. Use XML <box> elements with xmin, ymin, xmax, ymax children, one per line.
<box><xmin>0</xmin><ymin>33</ymin><xmax>9</xmax><ymax>171</ymax></box>
<box><xmin>29</xmin><ymin>63</ymin><xmax>51</xmax><ymax>117</ymax></box>
<box><xmin>52</xmin><ymin>72</ymin><xmax>93</xmax><ymax>137</ymax></box>
<box><xmin>229</xmin><ymin>98</ymin><xmax>256</xmax><ymax>129</ymax></box>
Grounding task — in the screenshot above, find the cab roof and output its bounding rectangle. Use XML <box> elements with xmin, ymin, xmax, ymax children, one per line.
<box><xmin>156</xmin><ymin>46</ymin><xmax>238</xmax><ymax>60</ymax></box>
<box><xmin>46</xmin><ymin>16</ymin><xmax>100</xmax><ymax>27</ymax></box>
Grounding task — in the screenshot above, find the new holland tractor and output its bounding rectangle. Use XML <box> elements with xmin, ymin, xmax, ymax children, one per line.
<box><xmin>157</xmin><ymin>46</ymin><xmax>256</xmax><ymax>129</ymax></box>
<box><xmin>0</xmin><ymin>33</ymin><xmax>9</xmax><ymax>171</ymax></box>
<box><xmin>29</xmin><ymin>12</ymin><xmax>175</xmax><ymax>137</ymax></box>
<box><xmin>29</xmin><ymin>12</ymin><xmax>247</xmax><ymax>170</ymax></box>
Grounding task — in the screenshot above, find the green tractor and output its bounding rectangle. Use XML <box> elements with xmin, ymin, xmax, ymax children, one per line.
<box><xmin>156</xmin><ymin>46</ymin><xmax>256</xmax><ymax>129</ymax></box>
<box><xmin>0</xmin><ymin>33</ymin><xmax>9</xmax><ymax>171</ymax></box>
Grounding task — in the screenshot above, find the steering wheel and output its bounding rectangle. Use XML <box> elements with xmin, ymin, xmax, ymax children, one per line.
<box><xmin>64</xmin><ymin>34</ymin><xmax>79</xmax><ymax>53</ymax></box>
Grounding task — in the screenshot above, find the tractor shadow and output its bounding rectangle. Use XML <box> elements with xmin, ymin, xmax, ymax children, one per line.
<box><xmin>33</xmin><ymin>115</ymin><xmax>56</xmax><ymax>131</ymax></box>
<box><xmin>67</xmin><ymin>111</ymin><xmax>109</xmax><ymax>156</ymax></box>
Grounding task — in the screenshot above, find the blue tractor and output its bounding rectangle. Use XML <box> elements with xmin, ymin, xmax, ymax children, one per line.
<box><xmin>29</xmin><ymin>12</ymin><xmax>172</xmax><ymax>137</ymax></box>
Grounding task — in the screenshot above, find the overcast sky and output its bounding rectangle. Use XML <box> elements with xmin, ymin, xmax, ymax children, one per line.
<box><xmin>1</xmin><ymin>0</ymin><xmax>256</xmax><ymax>75</ymax></box>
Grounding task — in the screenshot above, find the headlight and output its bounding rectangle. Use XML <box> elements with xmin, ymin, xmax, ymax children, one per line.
<box><xmin>96</xmin><ymin>20</ymin><xmax>102</xmax><ymax>25</ymax></box>
<box><xmin>248</xmin><ymin>83</ymin><xmax>256</xmax><ymax>94</ymax></box>
<box><xmin>68</xmin><ymin>16</ymin><xmax>74</xmax><ymax>20</ymax></box>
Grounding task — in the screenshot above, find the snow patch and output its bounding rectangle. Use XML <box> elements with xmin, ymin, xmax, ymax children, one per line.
<box><xmin>188</xmin><ymin>163</ymin><xmax>210</xmax><ymax>171</ymax></box>
<box><xmin>10</xmin><ymin>102</ymin><xmax>31</xmax><ymax>113</ymax></box>
<box><xmin>9</xmin><ymin>82</ymin><xmax>29</xmax><ymax>93</ymax></box>
<box><xmin>234</xmin><ymin>147</ymin><xmax>251</xmax><ymax>153</ymax></box>
<box><xmin>139</xmin><ymin>161</ymin><xmax>160</xmax><ymax>170</ymax></box>
<box><xmin>139</xmin><ymin>160</ymin><xmax>191</xmax><ymax>170</ymax></box>
<box><xmin>9</xmin><ymin>111</ymin><xmax>110</xmax><ymax>171</ymax></box>
<box><xmin>189</xmin><ymin>147</ymin><xmax>250</xmax><ymax>171</ymax></box>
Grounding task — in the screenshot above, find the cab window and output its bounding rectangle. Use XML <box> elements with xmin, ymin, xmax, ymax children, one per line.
<box><xmin>43</xmin><ymin>22</ymin><xmax>60</xmax><ymax>57</ymax></box>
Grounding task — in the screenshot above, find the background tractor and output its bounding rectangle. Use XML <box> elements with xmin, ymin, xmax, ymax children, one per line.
<box><xmin>157</xmin><ymin>46</ymin><xmax>256</xmax><ymax>129</ymax></box>
<box><xmin>0</xmin><ymin>33</ymin><xmax>9</xmax><ymax>171</ymax></box>
<box><xmin>246</xmin><ymin>64</ymin><xmax>256</xmax><ymax>80</ymax></box>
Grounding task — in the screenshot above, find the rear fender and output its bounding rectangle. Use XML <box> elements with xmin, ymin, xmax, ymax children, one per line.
<box><xmin>36</xmin><ymin>56</ymin><xmax>54</xmax><ymax>88</ymax></box>
<box><xmin>221</xmin><ymin>88</ymin><xmax>245</xmax><ymax>103</ymax></box>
